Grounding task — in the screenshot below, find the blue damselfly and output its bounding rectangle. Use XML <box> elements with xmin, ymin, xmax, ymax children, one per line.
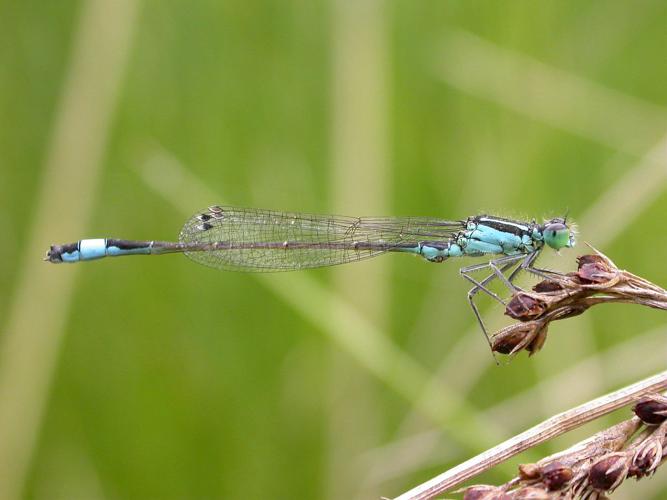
<box><xmin>46</xmin><ymin>206</ymin><xmax>576</xmax><ymax>346</ymax></box>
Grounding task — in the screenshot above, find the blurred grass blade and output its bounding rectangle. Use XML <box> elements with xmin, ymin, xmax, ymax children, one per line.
<box><xmin>328</xmin><ymin>0</ymin><xmax>390</xmax><ymax>497</ymax></box>
<box><xmin>435</xmin><ymin>29</ymin><xmax>667</xmax><ymax>156</ymax></box>
<box><xmin>0</xmin><ymin>2</ymin><xmax>139</xmax><ymax>500</ymax></box>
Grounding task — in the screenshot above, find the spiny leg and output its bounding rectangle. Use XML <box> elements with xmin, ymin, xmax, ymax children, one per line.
<box><xmin>460</xmin><ymin>254</ymin><xmax>527</xmax><ymax>305</ymax></box>
<box><xmin>507</xmin><ymin>250</ymin><xmax>566</xmax><ymax>283</ymax></box>
<box><xmin>464</xmin><ymin>258</ymin><xmax>523</xmax><ymax>359</ymax></box>
<box><xmin>460</xmin><ymin>254</ymin><xmax>527</xmax><ymax>353</ymax></box>
<box><xmin>525</xmin><ymin>264</ymin><xmax>565</xmax><ymax>281</ymax></box>
<box><xmin>462</xmin><ymin>251</ymin><xmax>564</xmax><ymax>355</ymax></box>
<box><xmin>495</xmin><ymin>251</ymin><xmax>570</xmax><ymax>325</ymax></box>
<box><xmin>506</xmin><ymin>250</ymin><xmax>539</xmax><ymax>283</ymax></box>
<box><xmin>497</xmin><ymin>252</ymin><xmax>551</xmax><ymax>326</ymax></box>
<box><xmin>488</xmin><ymin>258</ymin><xmax>523</xmax><ymax>294</ymax></box>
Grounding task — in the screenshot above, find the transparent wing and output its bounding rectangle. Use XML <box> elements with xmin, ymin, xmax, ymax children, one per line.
<box><xmin>178</xmin><ymin>205</ymin><xmax>463</xmax><ymax>272</ymax></box>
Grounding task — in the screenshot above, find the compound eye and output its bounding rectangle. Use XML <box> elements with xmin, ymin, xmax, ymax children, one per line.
<box><xmin>543</xmin><ymin>222</ymin><xmax>570</xmax><ymax>249</ymax></box>
<box><xmin>545</xmin><ymin>222</ymin><xmax>565</xmax><ymax>235</ymax></box>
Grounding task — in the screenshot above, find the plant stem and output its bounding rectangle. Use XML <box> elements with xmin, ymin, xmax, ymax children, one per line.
<box><xmin>392</xmin><ymin>370</ymin><xmax>667</xmax><ymax>500</ymax></box>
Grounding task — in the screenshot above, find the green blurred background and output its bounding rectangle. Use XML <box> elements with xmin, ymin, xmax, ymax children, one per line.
<box><xmin>1</xmin><ymin>1</ymin><xmax>666</xmax><ymax>499</ymax></box>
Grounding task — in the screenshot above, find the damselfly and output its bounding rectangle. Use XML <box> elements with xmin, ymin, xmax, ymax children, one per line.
<box><xmin>46</xmin><ymin>206</ymin><xmax>576</xmax><ymax>346</ymax></box>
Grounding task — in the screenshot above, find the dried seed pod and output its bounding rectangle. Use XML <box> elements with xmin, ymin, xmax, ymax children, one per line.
<box><xmin>532</xmin><ymin>280</ymin><xmax>567</xmax><ymax>293</ymax></box>
<box><xmin>629</xmin><ymin>437</ymin><xmax>663</xmax><ymax>478</ymax></box>
<box><xmin>505</xmin><ymin>293</ymin><xmax>548</xmax><ymax>320</ymax></box>
<box><xmin>576</xmin><ymin>254</ymin><xmax>618</xmax><ymax>285</ymax></box>
<box><xmin>633</xmin><ymin>394</ymin><xmax>667</xmax><ymax>424</ymax></box>
<box><xmin>518</xmin><ymin>463</ymin><xmax>541</xmax><ymax>481</ymax></box>
<box><xmin>588</xmin><ymin>452</ymin><xmax>630</xmax><ymax>492</ymax></box>
<box><xmin>540</xmin><ymin>462</ymin><xmax>573</xmax><ymax>491</ymax></box>
<box><xmin>576</xmin><ymin>254</ymin><xmax>609</xmax><ymax>268</ymax></box>
<box><xmin>491</xmin><ymin>323</ymin><xmax>542</xmax><ymax>355</ymax></box>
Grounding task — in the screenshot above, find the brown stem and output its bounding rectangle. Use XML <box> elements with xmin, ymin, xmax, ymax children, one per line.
<box><xmin>391</xmin><ymin>370</ymin><xmax>667</xmax><ymax>500</ymax></box>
